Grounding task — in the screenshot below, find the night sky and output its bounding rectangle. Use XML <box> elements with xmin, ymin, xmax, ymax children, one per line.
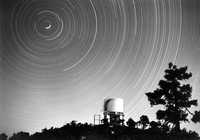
<box><xmin>1</xmin><ymin>0</ymin><xmax>200</xmax><ymax>135</ymax></box>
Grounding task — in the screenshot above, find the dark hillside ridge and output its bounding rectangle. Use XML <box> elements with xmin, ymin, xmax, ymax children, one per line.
<box><xmin>6</xmin><ymin>124</ymin><xmax>200</xmax><ymax>140</ymax></box>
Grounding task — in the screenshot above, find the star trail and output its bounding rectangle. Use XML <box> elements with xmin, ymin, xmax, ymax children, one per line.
<box><xmin>1</xmin><ymin>0</ymin><xmax>200</xmax><ymax>135</ymax></box>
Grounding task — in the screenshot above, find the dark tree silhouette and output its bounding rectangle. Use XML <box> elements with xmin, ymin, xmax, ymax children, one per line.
<box><xmin>126</xmin><ymin>118</ymin><xmax>136</xmax><ymax>128</ymax></box>
<box><xmin>149</xmin><ymin>121</ymin><xmax>160</xmax><ymax>129</ymax></box>
<box><xmin>70</xmin><ymin>120</ymin><xmax>77</xmax><ymax>127</ymax></box>
<box><xmin>138</xmin><ymin>115</ymin><xmax>149</xmax><ymax>130</ymax></box>
<box><xmin>145</xmin><ymin>62</ymin><xmax>200</xmax><ymax>132</ymax></box>
<box><xmin>191</xmin><ymin>110</ymin><xmax>200</xmax><ymax>123</ymax></box>
<box><xmin>9</xmin><ymin>132</ymin><xmax>29</xmax><ymax>140</ymax></box>
<box><xmin>0</xmin><ymin>133</ymin><xmax>8</xmax><ymax>140</ymax></box>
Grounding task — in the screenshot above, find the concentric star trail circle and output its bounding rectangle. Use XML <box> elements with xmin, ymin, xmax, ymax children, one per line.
<box><xmin>4</xmin><ymin>0</ymin><xmax>97</xmax><ymax>77</ymax></box>
<box><xmin>3</xmin><ymin>0</ymin><xmax>183</xmax><ymax>107</ymax></box>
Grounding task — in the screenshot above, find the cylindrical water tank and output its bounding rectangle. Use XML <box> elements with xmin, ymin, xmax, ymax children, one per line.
<box><xmin>104</xmin><ymin>98</ymin><xmax>124</xmax><ymax>113</ymax></box>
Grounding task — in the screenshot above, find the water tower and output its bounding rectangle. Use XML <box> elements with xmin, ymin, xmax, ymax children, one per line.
<box><xmin>102</xmin><ymin>98</ymin><xmax>124</xmax><ymax>126</ymax></box>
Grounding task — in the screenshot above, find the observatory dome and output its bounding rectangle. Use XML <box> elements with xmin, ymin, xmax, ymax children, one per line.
<box><xmin>104</xmin><ymin>98</ymin><xmax>124</xmax><ymax>113</ymax></box>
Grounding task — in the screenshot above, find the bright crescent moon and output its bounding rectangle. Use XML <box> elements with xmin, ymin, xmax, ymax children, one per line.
<box><xmin>45</xmin><ymin>24</ymin><xmax>52</xmax><ymax>29</ymax></box>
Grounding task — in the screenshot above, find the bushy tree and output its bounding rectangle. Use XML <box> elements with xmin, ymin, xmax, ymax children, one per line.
<box><xmin>9</xmin><ymin>132</ymin><xmax>29</xmax><ymax>140</ymax></box>
<box><xmin>145</xmin><ymin>63</ymin><xmax>200</xmax><ymax>132</ymax></box>
<box><xmin>192</xmin><ymin>111</ymin><xmax>200</xmax><ymax>123</ymax></box>
<box><xmin>126</xmin><ymin>118</ymin><xmax>136</xmax><ymax>128</ymax></box>
<box><xmin>0</xmin><ymin>133</ymin><xmax>8</xmax><ymax>140</ymax></box>
<box><xmin>138</xmin><ymin>115</ymin><xmax>149</xmax><ymax>130</ymax></box>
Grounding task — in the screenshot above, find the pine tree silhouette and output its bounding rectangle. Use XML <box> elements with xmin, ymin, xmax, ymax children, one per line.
<box><xmin>145</xmin><ymin>62</ymin><xmax>200</xmax><ymax>132</ymax></box>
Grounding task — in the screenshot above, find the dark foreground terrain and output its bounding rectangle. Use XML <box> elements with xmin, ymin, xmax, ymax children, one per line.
<box><xmin>2</xmin><ymin>122</ymin><xmax>199</xmax><ymax>140</ymax></box>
